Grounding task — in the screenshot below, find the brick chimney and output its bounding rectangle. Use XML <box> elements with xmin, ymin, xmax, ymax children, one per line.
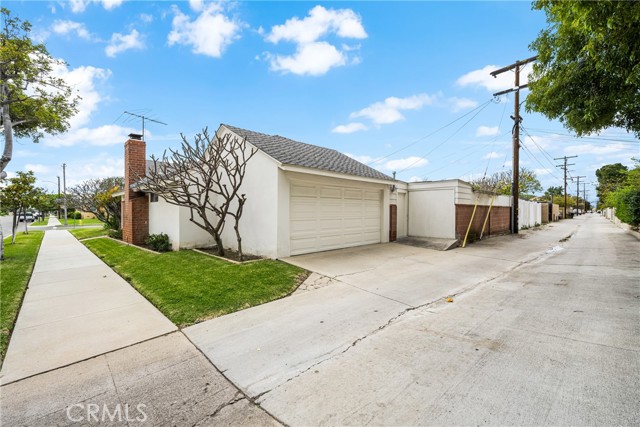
<box><xmin>122</xmin><ymin>133</ymin><xmax>149</xmax><ymax>245</ymax></box>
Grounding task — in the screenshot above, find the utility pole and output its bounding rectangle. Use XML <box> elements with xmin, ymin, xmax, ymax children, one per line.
<box><xmin>62</xmin><ymin>163</ymin><xmax>68</xmax><ymax>226</ymax></box>
<box><xmin>490</xmin><ymin>55</ymin><xmax>537</xmax><ymax>234</ymax></box>
<box><xmin>583</xmin><ymin>182</ymin><xmax>588</xmax><ymax>212</ymax></box>
<box><xmin>573</xmin><ymin>176</ymin><xmax>586</xmax><ymax>215</ymax></box>
<box><xmin>555</xmin><ymin>155</ymin><xmax>577</xmax><ymax>219</ymax></box>
<box><xmin>57</xmin><ymin>176</ymin><xmax>61</xmax><ymax>219</ymax></box>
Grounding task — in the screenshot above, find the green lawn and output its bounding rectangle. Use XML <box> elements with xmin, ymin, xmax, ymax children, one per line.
<box><xmin>1</xmin><ymin>232</ymin><xmax>44</xmax><ymax>365</ymax></box>
<box><xmin>63</xmin><ymin>218</ymin><xmax>104</xmax><ymax>226</ymax></box>
<box><xmin>30</xmin><ymin>219</ymin><xmax>48</xmax><ymax>226</ymax></box>
<box><xmin>83</xmin><ymin>238</ymin><xmax>307</xmax><ymax>327</ymax></box>
<box><xmin>69</xmin><ymin>227</ymin><xmax>109</xmax><ymax>240</ymax></box>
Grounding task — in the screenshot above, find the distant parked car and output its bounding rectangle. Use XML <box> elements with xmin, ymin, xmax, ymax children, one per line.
<box><xmin>18</xmin><ymin>212</ymin><xmax>34</xmax><ymax>222</ymax></box>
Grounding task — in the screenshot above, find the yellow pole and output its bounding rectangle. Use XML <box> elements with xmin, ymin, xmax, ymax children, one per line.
<box><xmin>462</xmin><ymin>196</ymin><xmax>480</xmax><ymax>248</ymax></box>
<box><xmin>479</xmin><ymin>195</ymin><xmax>496</xmax><ymax>240</ymax></box>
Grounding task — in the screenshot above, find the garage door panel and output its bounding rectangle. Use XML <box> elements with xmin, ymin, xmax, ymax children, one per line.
<box><xmin>290</xmin><ymin>182</ymin><xmax>382</xmax><ymax>255</ymax></box>
<box><xmin>319</xmin><ymin>187</ymin><xmax>342</xmax><ymax>199</ymax></box>
<box><xmin>364</xmin><ymin>191</ymin><xmax>380</xmax><ymax>200</ymax></box>
<box><xmin>344</xmin><ymin>189</ymin><xmax>363</xmax><ymax>200</ymax></box>
<box><xmin>291</xmin><ymin>184</ymin><xmax>317</xmax><ymax>198</ymax></box>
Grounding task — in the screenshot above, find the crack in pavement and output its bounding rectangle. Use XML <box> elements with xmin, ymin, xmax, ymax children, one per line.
<box><xmin>191</xmin><ymin>392</ymin><xmax>245</xmax><ymax>426</ymax></box>
<box><xmin>254</xmin><ymin>241</ymin><xmax>569</xmax><ymax>402</ymax></box>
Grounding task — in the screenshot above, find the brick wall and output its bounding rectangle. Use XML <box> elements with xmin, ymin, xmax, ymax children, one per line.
<box><xmin>122</xmin><ymin>136</ymin><xmax>149</xmax><ymax>245</ymax></box>
<box><xmin>455</xmin><ymin>204</ymin><xmax>511</xmax><ymax>242</ymax></box>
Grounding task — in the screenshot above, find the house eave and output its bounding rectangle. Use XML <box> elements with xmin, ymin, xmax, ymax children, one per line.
<box><xmin>279</xmin><ymin>164</ymin><xmax>400</xmax><ymax>186</ymax></box>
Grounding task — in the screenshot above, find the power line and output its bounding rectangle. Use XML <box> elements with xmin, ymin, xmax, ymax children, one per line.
<box><xmin>366</xmin><ymin>98</ymin><xmax>494</xmax><ymax>166</ymax></box>
<box><xmin>396</xmin><ymin>100</ymin><xmax>494</xmax><ymax>174</ymax></box>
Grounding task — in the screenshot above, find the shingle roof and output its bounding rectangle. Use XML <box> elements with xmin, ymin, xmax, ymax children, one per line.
<box><xmin>222</xmin><ymin>124</ymin><xmax>395</xmax><ymax>182</ymax></box>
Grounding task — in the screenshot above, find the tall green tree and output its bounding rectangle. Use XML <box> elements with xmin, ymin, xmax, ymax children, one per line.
<box><xmin>595</xmin><ymin>163</ymin><xmax>628</xmax><ymax>208</ymax></box>
<box><xmin>526</xmin><ymin>1</ymin><xmax>640</xmax><ymax>137</ymax></box>
<box><xmin>0</xmin><ymin>170</ymin><xmax>38</xmax><ymax>250</ymax></box>
<box><xmin>0</xmin><ymin>8</ymin><xmax>79</xmax><ymax>178</ymax></box>
<box><xmin>471</xmin><ymin>167</ymin><xmax>543</xmax><ymax>197</ymax></box>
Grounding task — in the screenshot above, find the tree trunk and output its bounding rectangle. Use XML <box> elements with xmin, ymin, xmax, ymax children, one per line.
<box><xmin>234</xmin><ymin>220</ymin><xmax>243</xmax><ymax>262</ymax></box>
<box><xmin>23</xmin><ymin>208</ymin><xmax>28</xmax><ymax>234</ymax></box>
<box><xmin>214</xmin><ymin>233</ymin><xmax>225</xmax><ymax>257</ymax></box>
<box><xmin>0</xmin><ymin>220</ymin><xmax>4</xmax><ymax>260</ymax></box>
<box><xmin>11</xmin><ymin>209</ymin><xmax>18</xmax><ymax>244</ymax></box>
<box><xmin>0</xmin><ymin>81</ymin><xmax>13</xmax><ymax>177</ymax></box>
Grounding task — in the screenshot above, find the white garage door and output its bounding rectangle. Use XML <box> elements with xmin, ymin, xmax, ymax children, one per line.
<box><xmin>290</xmin><ymin>182</ymin><xmax>382</xmax><ymax>255</ymax></box>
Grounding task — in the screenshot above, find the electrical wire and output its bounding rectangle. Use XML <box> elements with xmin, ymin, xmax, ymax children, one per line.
<box><xmin>366</xmin><ymin>98</ymin><xmax>494</xmax><ymax>166</ymax></box>
<box><xmin>396</xmin><ymin>99</ymin><xmax>494</xmax><ymax>174</ymax></box>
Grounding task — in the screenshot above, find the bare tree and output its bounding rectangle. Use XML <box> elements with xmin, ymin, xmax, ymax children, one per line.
<box><xmin>143</xmin><ymin>129</ymin><xmax>257</xmax><ymax>259</ymax></box>
<box><xmin>68</xmin><ymin>177</ymin><xmax>123</xmax><ymax>229</ymax></box>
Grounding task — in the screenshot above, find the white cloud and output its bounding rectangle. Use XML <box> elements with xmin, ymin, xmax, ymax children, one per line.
<box><xmin>264</xmin><ymin>5</ymin><xmax>366</xmax><ymax>76</ymax></box>
<box><xmin>408</xmin><ymin>176</ymin><xmax>424</xmax><ymax>182</ymax></box>
<box><xmin>64</xmin><ymin>155</ymin><xmax>125</xmax><ymax>187</ymax></box>
<box><xmin>168</xmin><ymin>3</ymin><xmax>241</xmax><ymax>58</ymax></box>
<box><xmin>483</xmin><ymin>151</ymin><xmax>502</xmax><ymax>159</ymax></box>
<box><xmin>350</xmin><ymin>94</ymin><xmax>435</xmax><ymax>125</ymax></box>
<box><xmin>24</xmin><ymin>164</ymin><xmax>51</xmax><ymax>174</ymax></box>
<box><xmin>140</xmin><ymin>13</ymin><xmax>153</xmax><ymax>24</ymax></box>
<box><xmin>50</xmin><ymin>64</ymin><xmax>111</xmax><ymax>128</ymax></box>
<box><xmin>52</xmin><ymin>20</ymin><xmax>92</xmax><ymax>40</ymax></box>
<box><xmin>68</xmin><ymin>0</ymin><xmax>124</xmax><ymax>13</ymax></box>
<box><xmin>44</xmin><ymin>124</ymin><xmax>137</xmax><ymax>148</ymax></box>
<box><xmin>332</xmin><ymin>122</ymin><xmax>368</xmax><ymax>134</ymax></box>
<box><xmin>383</xmin><ymin>157</ymin><xmax>428</xmax><ymax>171</ymax></box>
<box><xmin>534</xmin><ymin>168</ymin><xmax>552</xmax><ymax>176</ymax></box>
<box><xmin>267</xmin><ymin>5</ymin><xmax>366</xmax><ymax>44</ymax></box>
<box><xmin>267</xmin><ymin>42</ymin><xmax>346</xmax><ymax>76</ymax></box>
<box><xmin>101</xmin><ymin>0</ymin><xmax>124</xmax><ymax>10</ymax></box>
<box><xmin>344</xmin><ymin>153</ymin><xmax>376</xmax><ymax>164</ymax></box>
<box><xmin>105</xmin><ymin>29</ymin><xmax>145</xmax><ymax>57</ymax></box>
<box><xmin>564</xmin><ymin>143</ymin><xmax>631</xmax><ymax>156</ymax></box>
<box><xmin>456</xmin><ymin>65</ymin><xmax>529</xmax><ymax>92</ymax></box>
<box><xmin>476</xmin><ymin>126</ymin><xmax>500</xmax><ymax>137</ymax></box>
<box><xmin>448</xmin><ymin>97</ymin><xmax>478</xmax><ymax>112</ymax></box>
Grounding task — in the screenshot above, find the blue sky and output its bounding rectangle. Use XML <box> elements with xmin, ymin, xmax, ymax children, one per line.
<box><xmin>5</xmin><ymin>1</ymin><xmax>638</xmax><ymax>204</ymax></box>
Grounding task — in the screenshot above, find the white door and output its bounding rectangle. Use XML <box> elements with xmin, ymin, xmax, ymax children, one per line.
<box><xmin>290</xmin><ymin>182</ymin><xmax>382</xmax><ymax>255</ymax></box>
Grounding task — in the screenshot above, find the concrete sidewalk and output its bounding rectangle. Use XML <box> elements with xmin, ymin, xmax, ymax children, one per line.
<box><xmin>47</xmin><ymin>216</ymin><xmax>61</xmax><ymax>226</ymax></box>
<box><xmin>0</xmin><ymin>230</ymin><xmax>176</xmax><ymax>385</ymax></box>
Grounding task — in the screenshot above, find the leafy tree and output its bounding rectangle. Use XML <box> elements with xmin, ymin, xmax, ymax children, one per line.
<box><xmin>0</xmin><ymin>8</ymin><xmax>80</xmax><ymax>178</ymax></box>
<box><xmin>606</xmin><ymin>165</ymin><xmax>640</xmax><ymax>226</ymax></box>
<box><xmin>526</xmin><ymin>1</ymin><xmax>640</xmax><ymax>137</ymax></box>
<box><xmin>144</xmin><ymin>129</ymin><xmax>256</xmax><ymax>260</ymax></box>
<box><xmin>471</xmin><ymin>167</ymin><xmax>543</xmax><ymax>197</ymax></box>
<box><xmin>595</xmin><ymin>163</ymin><xmax>628</xmax><ymax>208</ymax></box>
<box><xmin>0</xmin><ymin>171</ymin><xmax>39</xmax><ymax>252</ymax></box>
<box><xmin>544</xmin><ymin>186</ymin><xmax>563</xmax><ymax>198</ymax></box>
<box><xmin>69</xmin><ymin>177</ymin><xmax>123</xmax><ymax>229</ymax></box>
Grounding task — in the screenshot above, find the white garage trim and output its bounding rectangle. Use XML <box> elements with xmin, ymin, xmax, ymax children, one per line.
<box><xmin>290</xmin><ymin>181</ymin><xmax>382</xmax><ymax>255</ymax></box>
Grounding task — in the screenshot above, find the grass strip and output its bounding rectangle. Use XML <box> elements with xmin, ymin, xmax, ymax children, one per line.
<box><xmin>83</xmin><ymin>238</ymin><xmax>307</xmax><ymax>327</ymax></box>
<box><xmin>69</xmin><ymin>227</ymin><xmax>109</xmax><ymax>240</ymax></box>
<box><xmin>0</xmin><ymin>231</ymin><xmax>44</xmax><ymax>365</ymax></box>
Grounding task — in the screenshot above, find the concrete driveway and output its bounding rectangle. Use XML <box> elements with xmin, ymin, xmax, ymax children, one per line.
<box><xmin>185</xmin><ymin>221</ymin><xmax>576</xmax><ymax>397</ymax></box>
<box><xmin>185</xmin><ymin>216</ymin><xmax>639</xmax><ymax>425</ymax></box>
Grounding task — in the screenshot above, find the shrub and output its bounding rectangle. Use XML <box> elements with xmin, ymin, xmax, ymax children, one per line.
<box><xmin>69</xmin><ymin>211</ymin><xmax>82</xmax><ymax>219</ymax></box>
<box><xmin>108</xmin><ymin>229</ymin><xmax>122</xmax><ymax>240</ymax></box>
<box><xmin>145</xmin><ymin>233</ymin><xmax>171</xmax><ymax>252</ymax></box>
<box><xmin>609</xmin><ymin>186</ymin><xmax>640</xmax><ymax>226</ymax></box>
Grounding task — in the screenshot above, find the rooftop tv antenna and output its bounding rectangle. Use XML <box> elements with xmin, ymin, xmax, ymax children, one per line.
<box><xmin>123</xmin><ymin>111</ymin><xmax>167</xmax><ymax>140</ymax></box>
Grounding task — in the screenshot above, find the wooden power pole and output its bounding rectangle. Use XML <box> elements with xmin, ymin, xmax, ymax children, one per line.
<box><xmin>555</xmin><ymin>155</ymin><xmax>577</xmax><ymax>219</ymax></box>
<box><xmin>573</xmin><ymin>175</ymin><xmax>586</xmax><ymax>215</ymax></box>
<box><xmin>490</xmin><ymin>55</ymin><xmax>537</xmax><ymax>233</ymax></box>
